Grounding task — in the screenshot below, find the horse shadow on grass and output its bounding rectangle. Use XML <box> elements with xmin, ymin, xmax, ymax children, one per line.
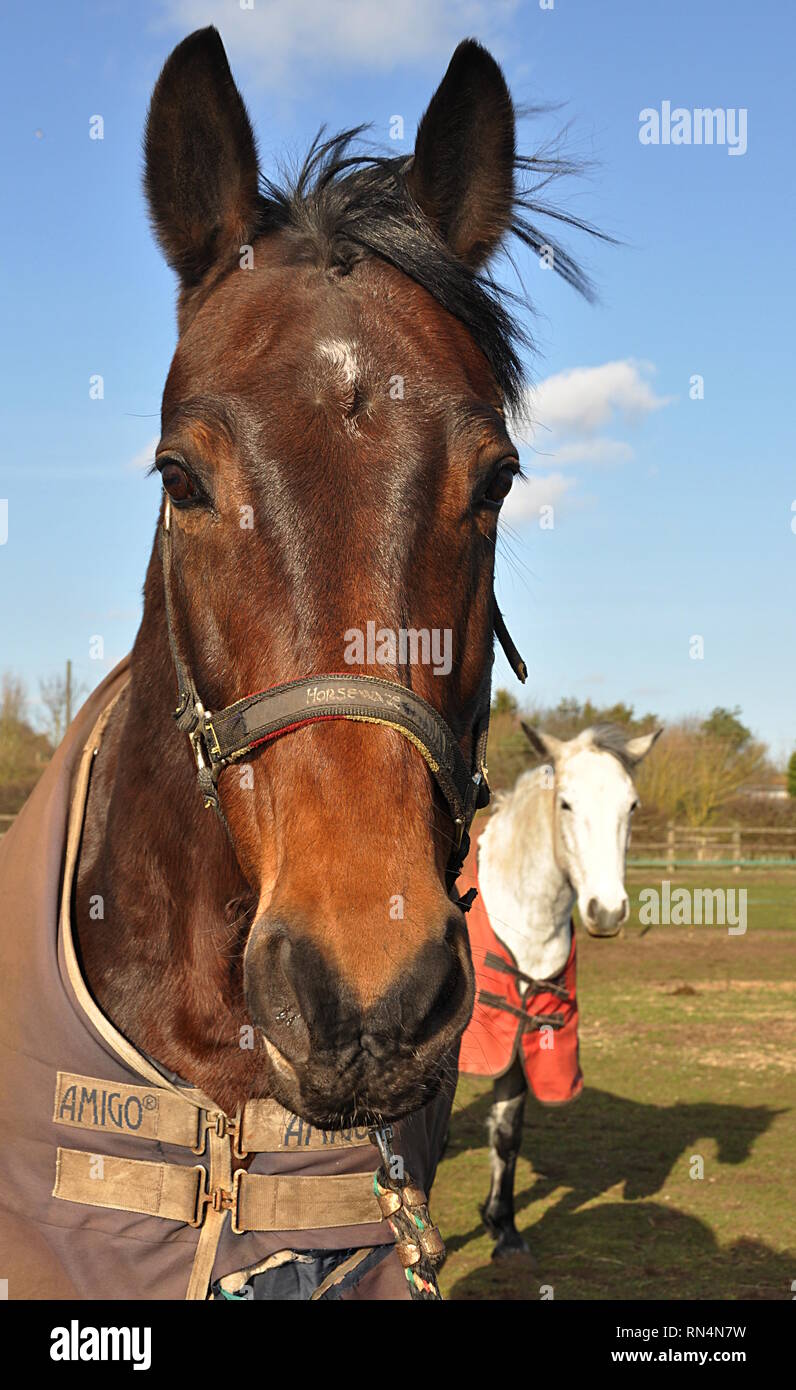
<box><xmin>440</xmin><ymin>1085</ymin><xmax>790</xmax><ymax>1300</ymax></box>
<box><xmin>445</xmin><ymin>1199</ymin><xmax>795</xmax><ymax>1300</ymax></box>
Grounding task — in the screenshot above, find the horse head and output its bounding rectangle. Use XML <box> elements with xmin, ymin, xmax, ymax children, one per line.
<box><xmin>79</xmin><ymin>27</ymin><xmax>599</xmax><ymax>1128</ymax></box>
<box><xmin>522</xmin><ymin>723</ymin><xmax>662</xmax><ymax>937</ymax></box>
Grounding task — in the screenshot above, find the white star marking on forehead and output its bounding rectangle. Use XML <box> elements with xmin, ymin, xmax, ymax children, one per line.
<box><xmin>317</xmin><ymin>338</ymin><xmax>359</xmax><ymax>385</ymax></box>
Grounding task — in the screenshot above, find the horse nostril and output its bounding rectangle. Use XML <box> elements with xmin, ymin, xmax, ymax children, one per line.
<box><xmin>587</xmin><ymin>897</ymin><xmax>599</xmax><ymax>922</ymax></box>
<box><xmin>270</xmin><ymin>936</ymin><xmax>301</xmax><ymax>1023</ymax></box>
<box><xmin>620</xmin><ymin>897</ymin><xmax>629</xmax><ymax>924</ymax></box>
<box><xmin>245</xmin><ymin>920</ymin><xmax>311</xmax><ymax>1065</ymax></box>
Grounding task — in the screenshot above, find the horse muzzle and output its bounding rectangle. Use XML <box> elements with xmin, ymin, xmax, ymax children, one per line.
<box><xmin>582</xmin><ymin>895</ymin><xmax>629</xmax><ymax>937</ymax></box>
<box><xmin>243</xmin><ymin>911</ymin><xmax>475</xmax><ymax>1126</ymax></box>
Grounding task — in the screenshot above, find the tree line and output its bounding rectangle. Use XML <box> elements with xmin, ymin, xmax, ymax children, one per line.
<box><xmin>488</xmin><ymin>693</ymin><xmax>795</xmax><ymax>829</ymax></box>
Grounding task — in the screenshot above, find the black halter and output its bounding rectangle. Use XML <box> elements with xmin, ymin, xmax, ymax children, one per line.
<box><xmin>159</xmin><ymin>498</ymin><xmax>526</xmax><ymax>885</ymax></box>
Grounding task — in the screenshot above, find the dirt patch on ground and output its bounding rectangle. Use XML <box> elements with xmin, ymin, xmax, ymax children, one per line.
<box><xmin>659</xmin><ymin>978</ymin><xmax>796</xmax><ymax>993</ymax></box>
<box><xmin>696</xmin><ymin>1047</ymin><xmax>796</xmax><ymax>1073</ymax></box>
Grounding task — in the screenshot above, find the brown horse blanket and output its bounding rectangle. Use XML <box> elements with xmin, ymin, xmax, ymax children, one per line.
<box><xmin>0</xmin><ymin>661</ymin><xmax>453</xmax><ymax>1300</ymax></box>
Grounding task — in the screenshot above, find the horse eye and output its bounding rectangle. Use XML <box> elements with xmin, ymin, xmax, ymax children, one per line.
<box><xmin>159</xmin><ymin>459</ymin><xmax>197</xmax><ymax>504</ymax></box>
<box><xmin>484</xmin><ymin>462</ymin><xmax>518</xmax><ymax>507</ymax></box>
<box><xmin>560</xmin><ymin>799</ymin><xmax>572</xmax><ymax>812</ymax></box>
<box><xmin>630</xmin><ymin>799</ymin><xmax>640</xmax><ymax>813</ymax></box>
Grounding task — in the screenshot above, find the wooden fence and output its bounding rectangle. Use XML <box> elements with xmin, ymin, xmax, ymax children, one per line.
<box><xmin>629</xmin><ymin>825</ymin><xmax>796</xmax><ymax>871</ymax></box>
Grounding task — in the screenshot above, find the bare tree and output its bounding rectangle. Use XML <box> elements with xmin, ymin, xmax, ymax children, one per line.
<box><xmin>1</xmin><ymin>673</ymin><xmax>28</xmax><ymax>725</ymax></box>
<box><xmin>634</xmin><ymin>721</ymin><xmax>767</xmax><ymax>826</ymax></box>
<box><xmin>39</xmin><ymin>668</ymin><xmax>87</xmax><ymax>747</ymax></box>
<box><xmin>0</xmin><ymin>673</ymin><xmax>53</xmax><ymax>814</ymax></box>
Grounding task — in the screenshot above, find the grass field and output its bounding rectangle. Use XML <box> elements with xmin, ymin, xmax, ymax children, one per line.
<box><xmin>432</xmin><ymin>872</ymin><xmax>796</xmax><ymax>1300</ymax></box>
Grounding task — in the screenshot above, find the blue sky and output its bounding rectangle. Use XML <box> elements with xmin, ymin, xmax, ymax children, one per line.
<box><xmin>1</xmin><ymin>0</ymin><xmax>793</xmax><ymax>759</ymax></box>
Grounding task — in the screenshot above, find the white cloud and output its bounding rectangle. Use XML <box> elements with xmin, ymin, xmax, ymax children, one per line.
<box><xmin>504</xmin><ymin>470</ymin><xmax>575</xmax><ymax>523</ymax></box>
<box><xmin>504</xmin><ymin>360</ymin><xmax>672</xmax><ymax>524</ymax></box>
<box><xmin>128</xmin><ymin>437</ymin><xmax>159</xmax><ymax>473</ymax></box>
<box><xmin>539</xmin><ymin>438</ymin><xmax>635</xmax><ymax>468</ymax></box>
<box><xmin>156</xmin><ymin>1</ymin><xmax>518</xmax><ymax>85</ymax></box>
<box><xmin>514</xmin><ymin>360</ymin><xmax>672</xmax><ymax>442</ymax></box>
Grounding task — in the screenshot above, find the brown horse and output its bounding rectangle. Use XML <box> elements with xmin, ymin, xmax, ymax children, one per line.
<box><xmin>76</xmin><ymin>27</ymin><xmax>598</xmax><ymax>1128</ymax></box>
<box><xmin>0</xmin><ymin>27</ymin><xmax>601</xmax><ymax>1300</ymax></box>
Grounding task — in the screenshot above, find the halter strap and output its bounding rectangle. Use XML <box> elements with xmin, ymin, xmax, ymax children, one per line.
<box><xmin>203</xmin><ymin>674</ymin><xmax>480</xmax><ymax>834</ymax></box>
<box><xmin>158</xmin><ymin>498</ymin><xmax>525</xmax><ymax>882</ymax></box>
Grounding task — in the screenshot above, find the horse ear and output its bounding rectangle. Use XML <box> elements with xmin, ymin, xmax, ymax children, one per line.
<box><xmin>521</xmin><ymin>724</ymin><xmax>562</xmax><ymax>763</ymax></box>
<box><xmin>144</xmin><ymin>27</ymin><xmax>260</xmax><ymax>289</ymax></box>
<box><xmin>407</xmin><ymin>39</ymin><xmax>515</xmax><ymax>269</ymax></box>
<box><xmin>624</xmin><ymin>727</ymin><xmax>663</xmax><ymax>765</ymax></box>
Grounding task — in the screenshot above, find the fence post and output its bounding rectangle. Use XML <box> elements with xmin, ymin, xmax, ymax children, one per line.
<box><xmin>732</xmin><ymin>828</ymin><xmax>741</xmax><ymax>874</ymax></box>
<box><xmin>666</xmin><ymin>823</ymin><xmax>675</xmax><ymax>874</ymax></box>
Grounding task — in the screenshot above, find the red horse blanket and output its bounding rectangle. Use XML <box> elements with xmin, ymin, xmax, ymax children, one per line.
<box><xmin>458</xmin><ymin>831</ymin><xmax>583</xmax><ymax>1104</ymax></box>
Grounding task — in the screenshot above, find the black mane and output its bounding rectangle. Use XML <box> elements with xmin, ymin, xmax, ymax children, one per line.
<box><xmin>254</xmin><ymin>127</ymin><xmax>609</xmax><ymax>410</ymax></box>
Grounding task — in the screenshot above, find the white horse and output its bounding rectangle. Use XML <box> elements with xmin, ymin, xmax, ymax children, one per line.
<box><xmin>477</xmin><ymin>721</ymin><xmax>661</xmax><ymax>1256</ymax></box>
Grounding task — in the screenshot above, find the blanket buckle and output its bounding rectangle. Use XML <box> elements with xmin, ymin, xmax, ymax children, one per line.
<box><xmin>193</xmin><ymin>1107</ymin><xmax>245</xmax><ymax>1157</ymax></box>
<box><xmin>190</xmin><ymin>1165</ymin><xmax>244</xmax><ymax>1232</ymax></box>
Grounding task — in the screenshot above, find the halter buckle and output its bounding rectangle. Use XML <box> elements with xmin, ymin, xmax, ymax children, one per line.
<box><xmin>188</xmin><ymin>702</ymin><xmax>221</xmax><ymax>773</ymax></box>
<box><xmin>473</xmin><ymin>760</ymin><xmax>491</xmax><ymax>812</ymax></box>
<box><xmin>189</xmin><ymin>731</ymin><xmax>207</xmax><ymax>772</ymax></box>
<box><xmin>189</xmin><ymin>701</ymin><xmax>209</xmax><ymax>770</ymax></box>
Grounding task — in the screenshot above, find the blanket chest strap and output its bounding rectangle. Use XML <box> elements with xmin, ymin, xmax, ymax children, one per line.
<box><xmin>53</xmin><ymin>1071</ymin><xmax>203</xmax><ymax>1149</ymax></box>
<box><xmin>54</xmin><ymin>1071</ymin><xmax>374</xmax><ymax>1157</ymax></box>
<box><xmin>53</xmin><ymin>1147</ymin><xmax>382</xmax><ymax>1236</ymax></box>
